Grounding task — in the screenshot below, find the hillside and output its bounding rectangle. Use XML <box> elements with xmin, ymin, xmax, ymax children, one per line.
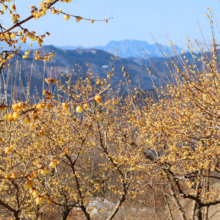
<box><xmin>0</xmin><ymin>45</ymin><xmax>198</xmax><ymax>102</ymax></box>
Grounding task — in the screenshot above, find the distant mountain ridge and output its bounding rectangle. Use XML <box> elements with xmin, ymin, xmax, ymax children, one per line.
<box><xmin>0</xmin><ymin>43</ymin><xmax>205</xmax><ymax>105</ymax></box>
<box><xmin>58</xmin><ymin>39</ymin><xmax>182</xmax><ymax>58</ymax></box>
<box><xmin>2</xmin><ymin>44</ymin><xmax>197</xmax><ymax>101</ymax></box>
<box><xmin>0</xmin><ymin>40</ymin><xmax>182</xmax><ymax>59</ymax></box>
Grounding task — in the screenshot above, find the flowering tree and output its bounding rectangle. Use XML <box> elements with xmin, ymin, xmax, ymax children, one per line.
<box><xmin>0</xmin><ymin>0</ymin><xmax>111</xmax><ymax>74</ymax></box>
<box><xmin>1</xmin><ymin>1</ymin><xmax>220</xmax><ymax>220</ymax></box>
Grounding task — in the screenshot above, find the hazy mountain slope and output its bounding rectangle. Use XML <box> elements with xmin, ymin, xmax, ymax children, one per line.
<box><xmin>1</xmin><ymin>45</ymin><xmax>199</xmax><ymax>102</ymax></box>
<box><xmin>94</xmin><ymin>39</ymin><xmax>182</xmax><ymax>58</ymax></box>
<box><xmin>0</xmin><ymin>39</ymin><xmax>182</xmax><ymax>59</ymax></box>
<box><xmin>59</xmin><ymin>39</ymin><xmax>182</xmax><ymax>58</ymax></box>
<box><xmin>1</xmin><ymin>46</ymin><xmax>155</xmax><ymax>99</ymax></box>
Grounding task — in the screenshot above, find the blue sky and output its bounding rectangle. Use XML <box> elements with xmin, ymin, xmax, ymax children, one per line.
<box><xmin>4</xmin><ymin>0</ymin><xmax>220</xmax><ymax>48</ymax></box>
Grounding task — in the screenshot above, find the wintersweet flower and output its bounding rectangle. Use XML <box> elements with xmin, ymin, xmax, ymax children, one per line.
<box><xmin>36</xmin><ymin>196</ymin><xmax>44</xmax><ymax>205</ymax></box>
<box><xmin>76</xmin><ymin>106</ymin><xmax>83</xmax><ymax>113</ymax></box>
<box><xmin>95</xmin><ymin>95</ymin><xmax>102</xmax><ymax>103</ymax></box>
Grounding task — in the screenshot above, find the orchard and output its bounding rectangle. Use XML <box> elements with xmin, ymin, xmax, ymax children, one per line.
<box><xmin>0</xmin><ymin>1</ymin><xmax>219</xmax><ymax>220</ymax></box>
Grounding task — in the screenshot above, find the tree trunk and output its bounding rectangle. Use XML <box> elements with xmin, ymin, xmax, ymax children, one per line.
<box><xmin>191</xmin><ymin>201</ymin><xmax>197</xmax><ymax>220</ymax></box>
<box><xmin>164</xmin><ymin>193</ymin><xmax>174</xmax><ymax>220</ymax></box>
<box><xmin>106</xmin><ymin>186</ymin><xmax>127</xmax><ymax>220</ymax></box>
<box><xmin>197</xmin><ymin>205</ymin><xmax>202</xmax><ymax>220</ymax></box>
<box><xmin>81</xmin><ymin>206</ymin><xmax>91</xmax><ymax>220</ymax></box>
<box><xmin>59</xmin><ymin>206</ymin><xmax>72</xmax><ymax>220</ymax></box>
<box><xmin>61</xmin><ymin>210</ymin><xmax>71</xmax><ymax>220</ymax></box>
<box><xmin>169</xmin><ymin>184</ymin><xmax>187</xmax><ymax>220</ymax></box>
<box><xmin>190</xmin><ymin>180</ymin><xmax>201</xmax><ymax>220</ymax></box>
<box><xmin>204</xmin><ymin>170</ymin><xmax>210</xmax><ymax>220</ymax></box>
<box><xmin>14</xmin><ymin>210</ymin><xmax>20</xmax><ymax>220</ymax></box>
<box><xmin>204</xmin><ymin>206</ymin><xmax>209</xmax><ymax>220</ymax></box>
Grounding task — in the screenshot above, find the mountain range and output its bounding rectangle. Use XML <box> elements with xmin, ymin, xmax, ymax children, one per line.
<box><xmin>58</xmin><ymin>39</ymin><xmax>183</xmax><ymax>58</ymax></box>
<box><xmin>0</xmin><ymin>40</ymin><xmax>183</xmax><ymax>59</ymax></box>
<box><xmin>0</xmin><ymin>43</ymin><xmax>196</xmax><ymax>103</ymax></box>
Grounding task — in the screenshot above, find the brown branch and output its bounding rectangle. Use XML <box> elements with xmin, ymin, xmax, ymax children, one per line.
<box><xmin>59</xmin><ymin>11</ymin><xmax>113</xmax><ymax>21</ymax></box>
<box><xmin>106</xmin><ymin>184</ymin><xmax>128</xmax><ymax>220</ymax></box>
<box><xmin>66</xmin><ymin>155</ymin><xmax>91</xmax><ymax>220</ymax></box>
<box><xmin>0</xmin><ymin>199</ymin><xmax>16</xmax><ymax>213</ymax></box>
<box><xmin>3</xmin><ymin>0</ymin><xmax>60</xmax><ymax>34</ymax></box>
